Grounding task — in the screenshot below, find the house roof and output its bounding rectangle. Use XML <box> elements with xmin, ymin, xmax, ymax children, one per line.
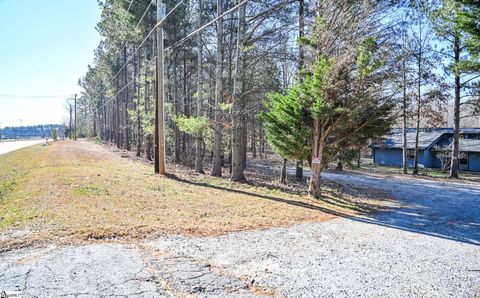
<box><xmin>450</xmin><ymin>139</ymin><xmax>480</xmax><ymax>153</ymax></box>
<box><xmin>373</xmin><ymin>129</ymin><xmax>448</xmax><ymax>150</ymax></box>
<box><xmin>372</xmin><ymin>128</ymin><xmax>480</xmax><ymax>151</ymax></box>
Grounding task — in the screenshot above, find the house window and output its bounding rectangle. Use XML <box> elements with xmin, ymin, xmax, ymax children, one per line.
<box><xmin>460</xmin><ymin>157</ymin><xmax>468</xmax><ymax>166</ymax></box>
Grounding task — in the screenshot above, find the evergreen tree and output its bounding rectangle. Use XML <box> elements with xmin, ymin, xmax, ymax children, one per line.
<box><xmin>456</xmin><ymin>0</ymin><xmax>480</xmax><ymax>118</ymax></box>
<box><xmin>261</xmin><ymin>86</ymin><xmax>312</xmax><ymax>184</ymax></box>
<box><xmin>293</xmin><ymin>0</ymin><xmax>398</xmax><ymax>197</ymax></box>
<box><xmin>431</xmin><ymin>0</ymin><xmax>477</xmax><ymax>177</ymax></box>
<box><xmin>457</xmin><ymin>0</ymin><xmax>480</xmax><ymax>62</ymax></box>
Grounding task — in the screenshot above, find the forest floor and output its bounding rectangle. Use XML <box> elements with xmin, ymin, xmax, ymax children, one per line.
<box><xmin>1</xmin><ymin>140</ymin><xmax>479</xmax><ymax>297</ymax></box>
<box><xmin>0</xmin><ymin>140</ymin><xmax>392</xmax><ymax>251</ymax></box>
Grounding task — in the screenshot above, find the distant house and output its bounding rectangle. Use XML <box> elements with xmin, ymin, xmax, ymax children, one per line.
<box><xmin>371</xmin><ymin>128</ymin><xmax>480</xmax><ymax>172</ymax></box>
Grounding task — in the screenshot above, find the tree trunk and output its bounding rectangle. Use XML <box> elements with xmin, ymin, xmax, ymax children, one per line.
<box><xmin>242</xmin><ymin>109</ymin><xmax>247</xmax><ymax>170</ymax></box>
<box><xmin>259</xmin><ymin>122</ymin><xmax>264</xmax><ymax>159</ymax></box>
<box><xmin>336</xmin><ymin>161</ymin><xmax>343</xmax><ymax>171</ymax></box>
<box><xmin>294</xmin><ymin>0</ymin><xmax>305</xmax><ymax>181</ymax></box>
<box><xmin>402</xmin><ymin>49</ymin><xmax>408</xmax><ymax>175</ymax></box>
<box><xmin>144</xmin><ymin>80</ymin><xmax>152</xmax><ymax>160</ymax></box>
<box><xmin>413</xmin><ymin>25</ymin><xmax>422</xmax><ymax>176</ymax></box>
<box><xmin>182</xmin><ymin>53</ymin><xmax>188</xmax><ymax>155</ymax></box>
<box><xmin>195</xmin><ymin>0</ymin><xmax>204</xmax><ymax>173</ymax></box>
<box><xmin>135</xmin><ymin>49</ymin><xmax>142</xmax><ymax>157</ymax></box>
<box><xmin>173</xmin><ymin>24</ymin><xmax>181</xmax><ymax>164</ymax></box>
<box><xmin>211</xmin><ymin>0</ymin><xmax>224</xmax><ymax>177</ymax></box>
<box><xmin>308</xmin><ymin>118</ymin><xmax>323</xmax><ymax>198</ymax></box>
<box><xmin>357</xmin><ymin>149</ymin><xmax>361</xmax><ymax>168</ymax></box>
<box><xmin>229</xmin><ymin>140</ymin><xmax>232</xmax><ymax>174</ymax></box>
<box><xmin>103</xmin><ymin>89</ymin><xmax>107</xmax><ymax>141</ymax></box>
<box><xmin>231</xmin><ymin>0</ymin><xmax>247</xmax><ymax>182</ymax></box>
<box><xmin>298</xmin><ymin>0</ymin><xmax>305</xmax><ymax>73</ymax></box>
<box><xmin>93</xmin><ymin>107</ymin><xmax>97</xmax><ymax>137</ymax></box>
<box><xmin>280</xmin><ymin>158</ymin><xmax>287</xmax><ymax>184</ymax></box>
<box><xmin>251</xmin><ymin>115</ymin><xmax>257</xmax><ymax>158</ymax></box>
<box><xmin>449</xmin><ymin>34</ymin><xmax>461</xmax><ymax>179</ymax></box>
<box><xmin>116</xmin><ymin>78</ymin><xmax>121</xmax><ymax>148</ymax></box>
<box><xmin>295</xmin><ymin>160</ymin><xmax>303</xmax><ymax>180</ymax></box>
<box><xmin>123</xmin><ymin>45</ymin><xmax>130</xmax><ymax>151</ymax></box>
<box><xmin>413</xmin><ymin>108</ymin><xmax>420</xmax><ymax>175</ymax></box>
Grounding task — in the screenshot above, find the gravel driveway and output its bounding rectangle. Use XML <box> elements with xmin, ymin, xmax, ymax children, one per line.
<box><xmin>1</xmin><ymin>172</ymin><xmax>479</xmax><ymax>297</ymax></box>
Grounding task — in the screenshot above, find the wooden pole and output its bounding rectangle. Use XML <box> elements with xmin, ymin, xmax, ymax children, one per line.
<box><xmin>155</xmin><ymin>1</ymin><xmax>166</xmax><ymax>175</ymax></box>
<box><xmin>69</xmin><ymin>104</ymin><xmax>72</xmax><ymax>140</ymax></box>
<box><xmin>74</xmin><ymin>93</ymin><xmax>77</xmax><ymax>141</ymax></box>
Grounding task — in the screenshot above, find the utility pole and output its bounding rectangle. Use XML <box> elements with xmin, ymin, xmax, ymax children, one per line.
<box><xmin>74</xmin><ymin>93</ymin><xmax>77</xmax><ymax>141</ymax></box>
<box><xmin>69</xmin><ymin>104</ymin><xmax>73</xmax><ymax>140</ymax></box>
<box><xmin>155</xmin><ymin>0</ymin><xmax>166</xmax><ymax>175</ymax></box>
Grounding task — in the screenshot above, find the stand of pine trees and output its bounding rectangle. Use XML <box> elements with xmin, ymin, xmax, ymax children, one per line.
<box><xmin>77</xmin><ymin>0</ymin><xmax>479</xmax><ymax>196</ymax></box>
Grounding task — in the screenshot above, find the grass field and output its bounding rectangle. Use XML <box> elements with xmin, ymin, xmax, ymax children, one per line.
<box><xmin>0</xmin><ymin>140</ymin><xmax>392</xmax><ymax>250</ymax></box>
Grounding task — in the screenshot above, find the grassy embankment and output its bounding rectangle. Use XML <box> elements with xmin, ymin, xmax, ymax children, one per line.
<box><xmin>0</xmin><ymin>141</ymin><xmax>392</xmax><ymax>250</ymax></box>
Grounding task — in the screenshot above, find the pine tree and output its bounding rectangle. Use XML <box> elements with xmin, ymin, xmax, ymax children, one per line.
<box><xmin>431</xmin><ymin>0</ymin><xmax>476</xmax><ymax>178</ymax></box>
<box><xmin>261</xmin><ymin>86</ymin><xmax>313</xmax><ymax>184</ymax></box>
<box><xmin>458</xmin><ymin>0</ymin><xmax>480</xmax><ymax>61</ymax></box>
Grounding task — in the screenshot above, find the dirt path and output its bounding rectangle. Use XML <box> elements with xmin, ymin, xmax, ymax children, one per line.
<box><xmin>1</xmin><ymin>169</ymin><xmax>479</xmax><ymax>296</ymax></box>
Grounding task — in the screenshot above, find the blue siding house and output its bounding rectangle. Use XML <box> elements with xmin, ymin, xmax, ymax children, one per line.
<box><xmin>371</xmin><ymin>128</ymin><xmax>480</xmax><ymax>172</ymax></box>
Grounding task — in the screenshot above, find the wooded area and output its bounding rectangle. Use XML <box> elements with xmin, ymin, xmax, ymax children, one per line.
<box><xmin>74</xmin><ymin>0</ymin><xmax>480</xmax><ymax>197</ymax></box>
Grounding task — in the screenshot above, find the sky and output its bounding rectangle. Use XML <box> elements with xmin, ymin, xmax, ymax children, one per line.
<box><xmin>0</xmin><ymin>0</ymin><xmax>101</xmax><ymax>127</ymax></box>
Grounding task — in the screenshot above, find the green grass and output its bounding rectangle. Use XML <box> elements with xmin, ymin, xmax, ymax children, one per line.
<box><xmin>0</xmin><ymin>179</ymin><xmax>17</xmax><ymax>199</ymax></box>
<box><xmin>73</xmin><ymin>185</ymin><xmax>109</xmax><ymax>196</ymax></box>
<box><xmin>0</xmin><ymin>145</ymin><xmax>49</xmax><ymax>230</ymax></box>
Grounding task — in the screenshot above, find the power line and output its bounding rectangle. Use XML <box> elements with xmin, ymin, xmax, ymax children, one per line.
<box><xmin>93</xmin><ymin>0</ymin><xmax>246</xmax><ymax>112</ymax></box>
<box><xmin>159</xmin><ymin>0</ymin><xmax>186</xmax><ymax>27</ymax></box>
<box><xmin>96</xmin><ymin>24</ymin><xmax>156</xmax><ymax>99</ymax></box>
<box><xmin>96</xmin><ymin>55</ymin><xmax>157</xmax><ymax>113</ymax></box>
<box><xmin>165</xmin><ymin>0</ymin><xmax>248</xmax><ymax>53</ymax></box>
<box><xmin>127</xmin><ymin>0</ymin><xmax>134</xmax><ymax>12</ymax></box>
<box><xmin>86</xmin><ymin>0</ymin><xmax>246</xmax><ymax>113</ymax></box>
<box><xmin>96</xmin><ymin>0</ymin><xmax>185</xmax><ymax>102</ymax></box>
<box><xmin>112</xmin><ymin>0</ymin><xmax>155</xmax><ymax>64</ymax></box>
<box><xmin>96</xmin><ymin>0</ymin><xmax>155</xmax><ymax>93</ymax></box>
<box><xmin>0</xmin><ymin>94</ymin><xmax>71</xmax><ymax>98</ymax></box>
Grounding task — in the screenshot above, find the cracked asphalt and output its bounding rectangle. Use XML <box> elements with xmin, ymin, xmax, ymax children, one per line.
<box><xmin>1</xmin><ymin>172</ymin><xmax>479</xmax><ymax>297</ymax></box>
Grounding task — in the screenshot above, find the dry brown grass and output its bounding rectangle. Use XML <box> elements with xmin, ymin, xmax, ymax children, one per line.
<box><xmin>0</xmin><ymin>140</ymin><xmax>394</xmax><ymax>251</ymax></box>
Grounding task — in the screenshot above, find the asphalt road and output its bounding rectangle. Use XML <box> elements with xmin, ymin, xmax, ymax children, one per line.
<box><xmin>0</xmin><ymin>139</ymin><xmax>46</xmax><ymax>155</ymax></box>
<box><xmin>1</xmin><ymin>171</ymin><xmax>479</xmax><ymax>297</ymax></box>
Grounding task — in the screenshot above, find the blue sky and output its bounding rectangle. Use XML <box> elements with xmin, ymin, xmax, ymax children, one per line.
<box><xmin>0</xmin><ymin>0</ymin><xmax>101</xmax><ymax>127</ymax></box>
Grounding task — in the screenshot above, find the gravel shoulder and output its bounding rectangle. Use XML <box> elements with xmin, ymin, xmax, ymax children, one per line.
<box><xmin>1</xmin><ymin>172</ymin><xmax>479</xmax><ymax>297</ymax></box>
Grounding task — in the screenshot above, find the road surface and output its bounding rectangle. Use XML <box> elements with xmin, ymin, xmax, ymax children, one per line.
<box><xmin>0</xmin><ymin>172</ymin><xmax>479</xmax><ymax>297</ymax></box>
<box><xmin>0</xmin><ymin>140</ymin><xmax>46</xmax><ymax>155</ymax></box>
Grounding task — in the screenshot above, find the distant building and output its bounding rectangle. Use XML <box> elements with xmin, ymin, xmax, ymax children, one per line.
<box><xmin>0</xmin><ymin>124</ymin><xmax>65</xmax><ymax>140</ymax></box>
<box><xmin>371</xmin><ymin>128</ymin><xmax>480</xmax><ymax>172</ymax></box>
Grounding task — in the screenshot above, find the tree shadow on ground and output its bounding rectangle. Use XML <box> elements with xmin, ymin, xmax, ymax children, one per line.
<box><xmin>166</xmin><ymin>173</ymin><xmax>351</xmax><ymax>217</ymax></box>
<box><xmin>167</xmin><ymin>172</ymin><xmax>480</xmax><ymax>246</ymax></box>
